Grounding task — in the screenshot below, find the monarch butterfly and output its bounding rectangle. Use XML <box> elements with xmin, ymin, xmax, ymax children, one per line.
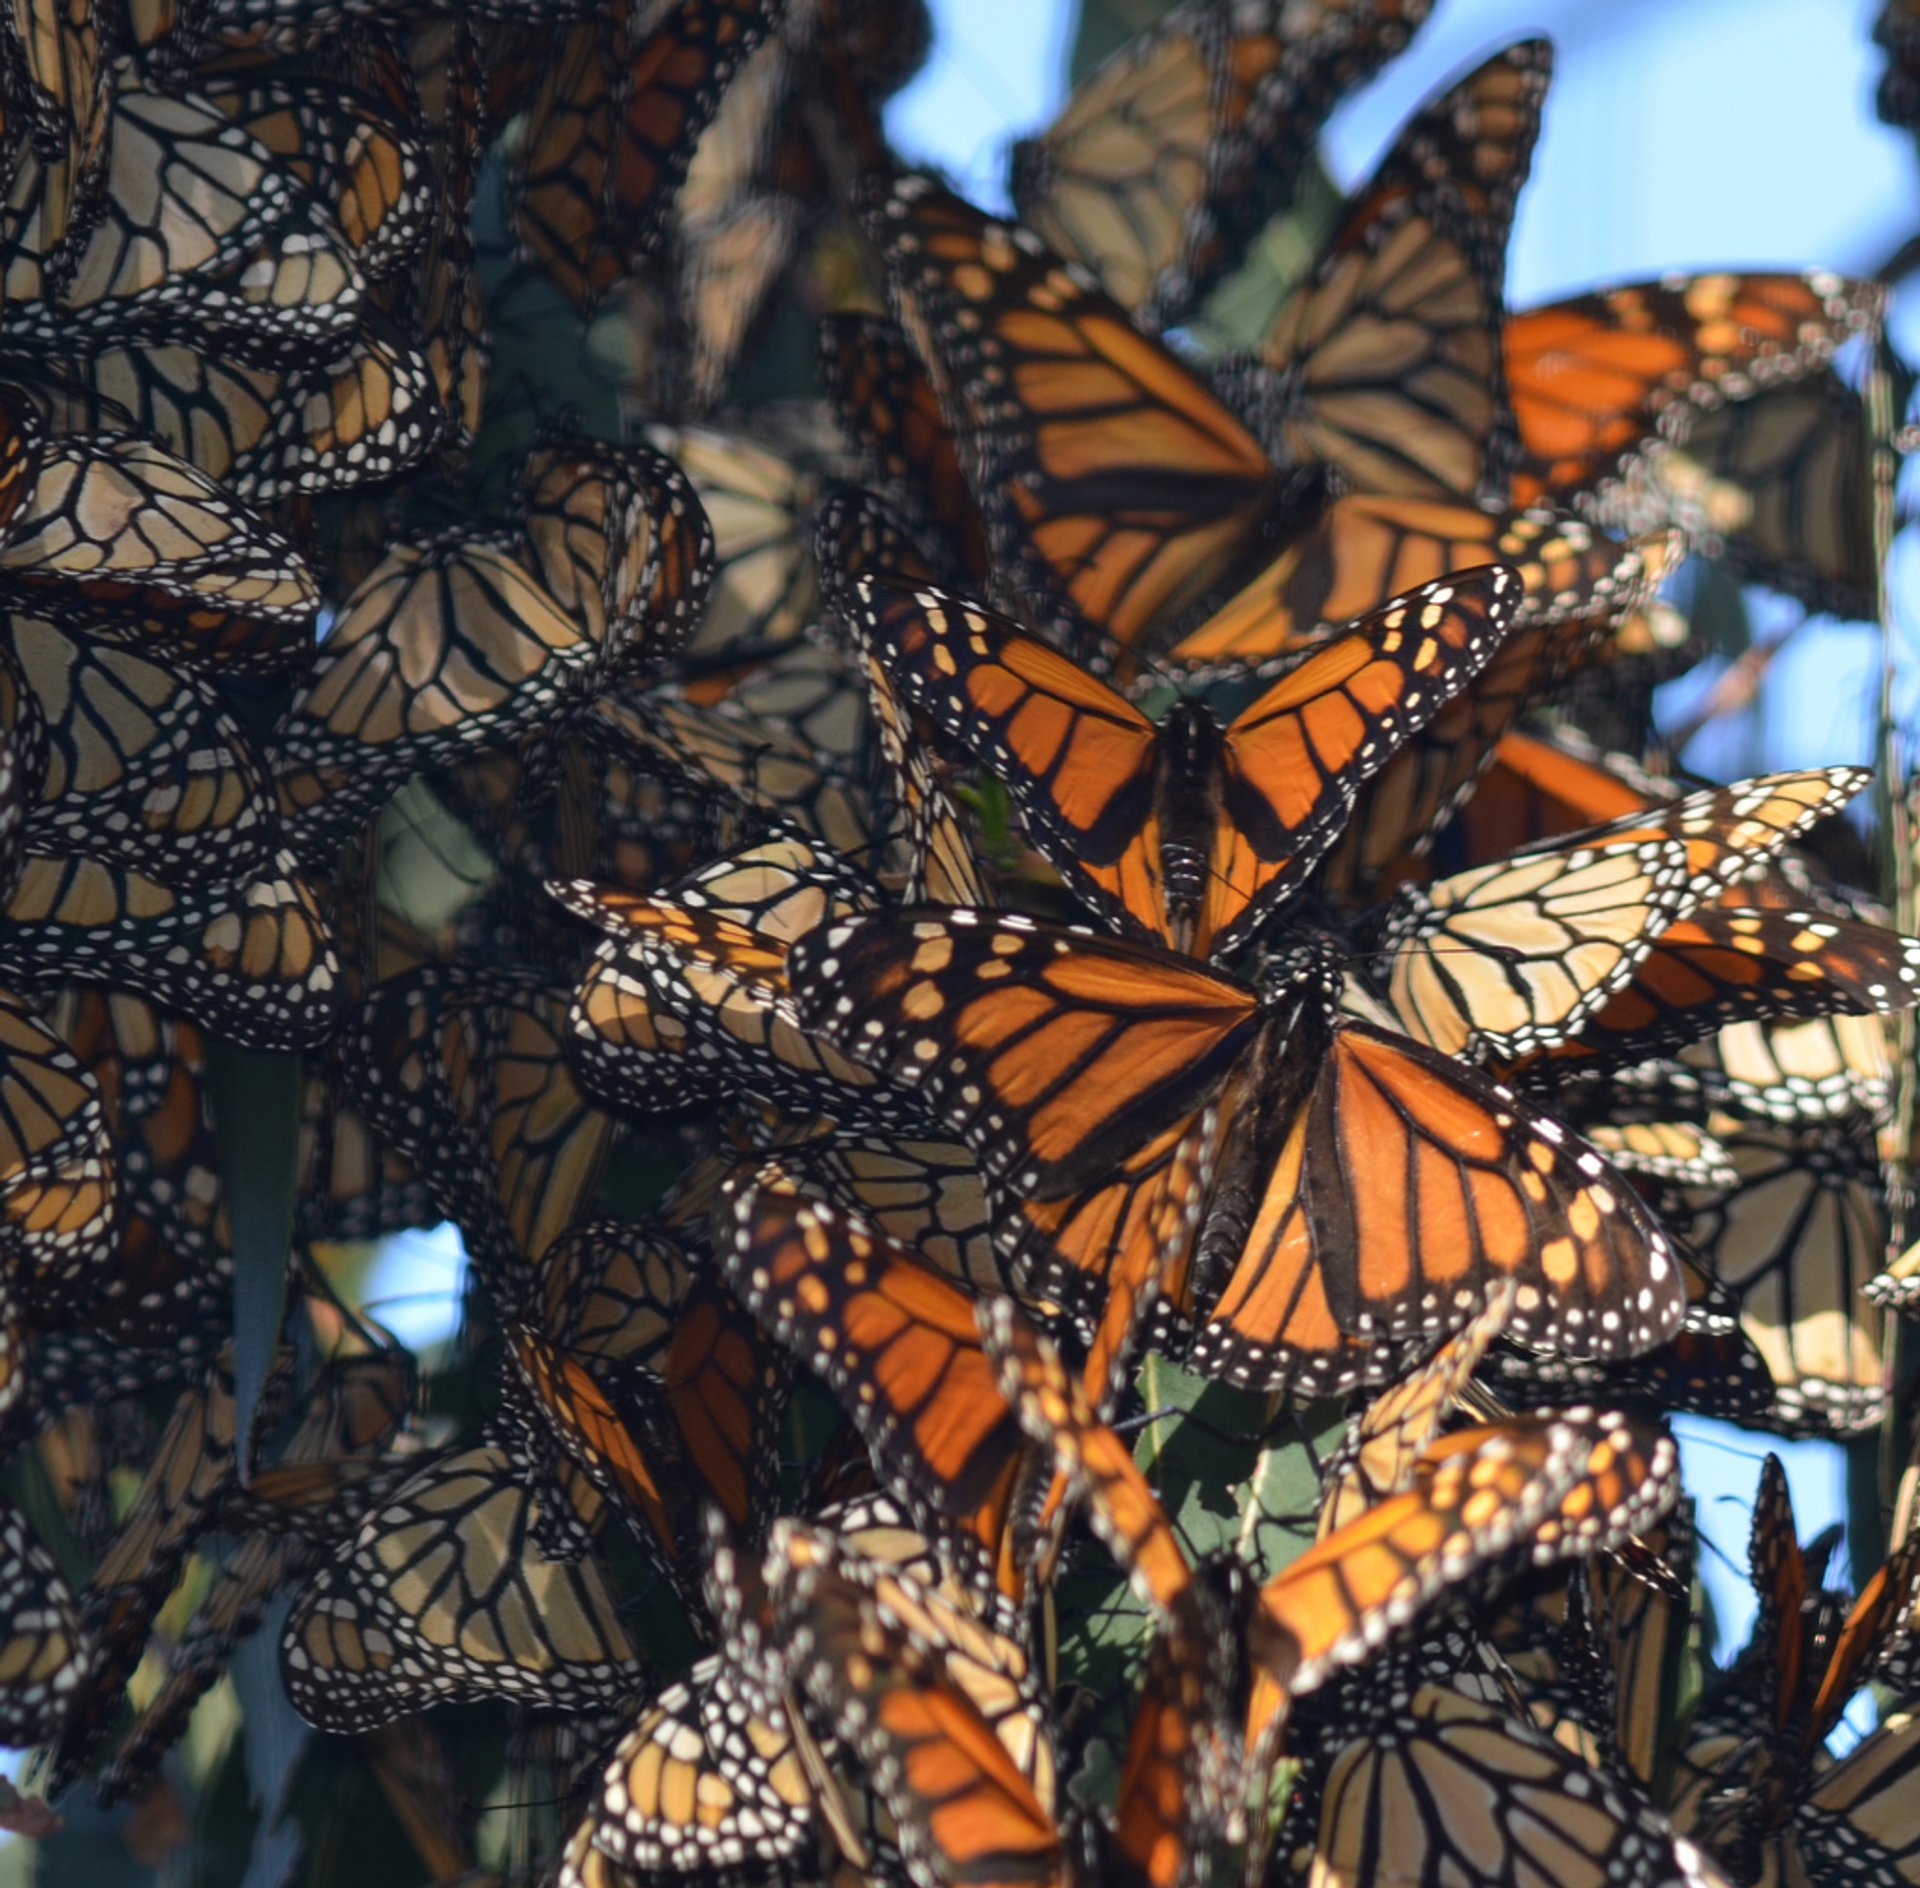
<box><xmin>790</xmin><ymin>910</ymin><xmax>1683</xmax><ymax>1397</ymax></box>
<box><xmin>509</xmin><ymin>13</ymin><xmax>624</xmax><ymax>312</ymax></box>
<box><xmin>776</xmin><ymin>1130</ymin><xmax>1006</xmax><ymax>1297</ymax></box>
<box><xmin>1670</xmin><ymin>1126</ymin><xmax>1887</xmax><ymax>1437</ymax></box>
<box><xmin>0</xmin><ymin>984</ymin><xmax>118</xmax><ymax>1309</ymax></box>
<box><xmin>606</xmin><ymin>0</ymin><xmax>782</xmax><ymax>269</ymax></box>
<box><xmin>641</xmin><ymin>420</ymin><xmax>821</xmax><ymax>658</ymax></box>
<box><xmin>1367</xmin><ymin>768</ymin><xmax>1871</xmax><ymax>1064</ymax></box>
<box><xmin>279</xmin><ymin>1440</ymin><xmax>642</xmax><ymax>1733</ymax></box>
<box><xmin>1162</xmin><ymin>493</ymin><xmax>1661</xmax><ymax>674</ymax></box>
<box><xmin>0</xmin><ymin>0</ymin><xmax>111</xmax><ymax>260</ymax></box>
<box><xmin>551</xmin><ymin>833</ymin><xmax>891</xmax><ymax>1127</ymax></box>
<box><xmin>40</xmin><ymin>315</ymin><xmax>441</xmax><ymax>503</ymax></box>
<box><xmin>818</xmin><ymin>314</ymin><xmax>992</xmax><ymax>585</ymax></box>
<box><xmin>1671</xmin><ymin>1457</ymin><xmax>1920</xmax><ymax>1881</ymax></box>
<box><xmin>851</xmin><ymin>566</ymin><xmax>1518</xmax><ymax>959</ymax></box>
<box><xmin>0</xmin><ymin>1493</ymin><xmax>92</xmax><ymax>1748</ymax></box>
<box><xmin>1281</xmin><ymin>1649</ymin><xmax>1722</xmax><ymax>1888</ymax></box>
<box><xmin>1616</xmin><ymin>373</ymin><xmax>1877</xmax><ymax>620</ymax></box>
<box><xmin>1009</xmin><ymin>0</ymin><xmax>1434</xmax><ymax>328</ymax></box>
<box><xmin>1512</xmin><ymin>903</ymin><xmax>1920</xmax><ymax>1098</ymax></box>
<box><xmin>1506</xmin><ymin>271</ymin><xmax>1883</xmax><ymax>512</ymax></box>
<box><xmin>10</xmin><ymin>614</ymin><xmax>276</xmax><ymax>887</ymax></box>
<box><xmin>766</xmin><ymin>1515</ymin><xmax>1063</xmax><ymax>1888</ymax></box>
<box><xmin>0</xmin><ymin>428</ymin><xmax>319</xmax><ymax>656</ymax></box>
<box><xmin>1</xmin><ymin>847</ymin><xmax>343</xmax><ymax>1050</ymax></box>
<box><xmin>1232</xmin><ymin>37</ymin><xmax>1550</xmax><ymax>506</ymax></box>
<box><xmin>519</xmin><ymin>440</ymin><xmax>716</xmax><ymax>690</ymax></box>
<box><xmin>4</xmin><ymin>74</ymin><xmax>368</xmax><ymax>358</ymax></box>
<box><xmin>985</xmin><ymin>1300</ymin><xmax>1677</xmax><ymax>1881</ymax></box>
<box><xmin>571</xmin><ymin>1492</ymin><xmax>998</xmax><ymax>1888</ymax></box>
<box><xmin>871</xmin><ymin>170</ymin><xmax>1279</xmax><ymax>658</ymax></box>
<box><xmin>196</xmin><ymin>71</ymin><xmax>432</xmax><ymax>283</ymax></box>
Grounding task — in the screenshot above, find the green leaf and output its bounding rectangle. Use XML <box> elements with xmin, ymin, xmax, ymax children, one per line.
<box><xmin>204</xmin><ymin>1042</ymin><xmax>303</xmax><ymax>1462</ymax></box>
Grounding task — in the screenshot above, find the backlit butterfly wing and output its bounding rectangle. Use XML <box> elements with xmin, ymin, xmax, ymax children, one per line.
<box><xmin>1010</xmin><ymin>0</ymin><xmax>1434</xmax><ymax>328</ymax></box>
<box><xmin>1619</xmin><ymin>374</ymin><xmax>1877</xmax><ymax>619</ymax></box>
<box><xmin>280</xmin><ymin>1441</ymin><xmax>641</xmax><ymax>1733</ymax></box>
<box><xmin>642</xmin><ymin>420</ymin><xmax>821</xmax><ymax>657</ymax></box>
<box><xmin>1247</xmin><ymin>39</ymin><xmax>1551</xmax><ymax>501</ymax></box>
<box><xmin>1165</xmin><ymin>494</ymin><xmax>1641</xmax><ymax>672</ymax></box>
<box><xmin>1371</xmin><ymin>770</ymin><xmax>1870</xmax><ymax>1064</ymax></box>
<box><xmin>605</xmin><ymin>0</ymin><xmax>783</xmax><ymax>269</ymax></box>
<box><xmin>1507</xmin><ymin>271</ymin><xmax>1884</xmax><ymax>511</ymax></box>
<box><xmin>1675</xmin><ymin>1127</ymin><xmax>1887</xmax><ymax>1437</ymax></box>
<box><xmin>1513</xmin><ymin>905</ymin><xmax>1920</xmax><ymax>1089</ymax></box>
<box><xmin>873</xmin><ymin>171</ymin><xmax>1276</xmax><ymax>659</ymax></box>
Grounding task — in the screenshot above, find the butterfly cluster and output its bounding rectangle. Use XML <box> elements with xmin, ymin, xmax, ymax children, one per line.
<box><xmin>0</xmin><ymin>1</ymin><xmax>1915</xmax><ymax>1885</ymax></box>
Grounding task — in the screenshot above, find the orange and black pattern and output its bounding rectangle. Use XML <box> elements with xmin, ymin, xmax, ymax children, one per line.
<box><xmin>0</xmin><ymin>6</ymin><xmax>1909</xmax><ymax>1886</ymax></box>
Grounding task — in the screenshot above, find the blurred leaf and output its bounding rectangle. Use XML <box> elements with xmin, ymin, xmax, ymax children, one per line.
<box><xmin>205</xmin><ymin>1043</ymin><xmax>303</xmax><ymax>1467</ymax></box>
<box><xmin>233</xmin><ymin>1597</ymin><xmax>305</xmax><ymax>1888</ymax></box>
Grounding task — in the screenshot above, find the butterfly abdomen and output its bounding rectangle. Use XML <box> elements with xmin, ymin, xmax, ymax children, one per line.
<box><xmin>1157</xmin><ymin>699</ymin><xmax>1228</xmax><ymax>936</ymax></box>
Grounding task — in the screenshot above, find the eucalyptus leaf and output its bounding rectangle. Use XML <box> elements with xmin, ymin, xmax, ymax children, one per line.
<box><xmin>205</xmin><ymin>1042</ymin><xmax>302</xmax><ymax>1468</ymax></box>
